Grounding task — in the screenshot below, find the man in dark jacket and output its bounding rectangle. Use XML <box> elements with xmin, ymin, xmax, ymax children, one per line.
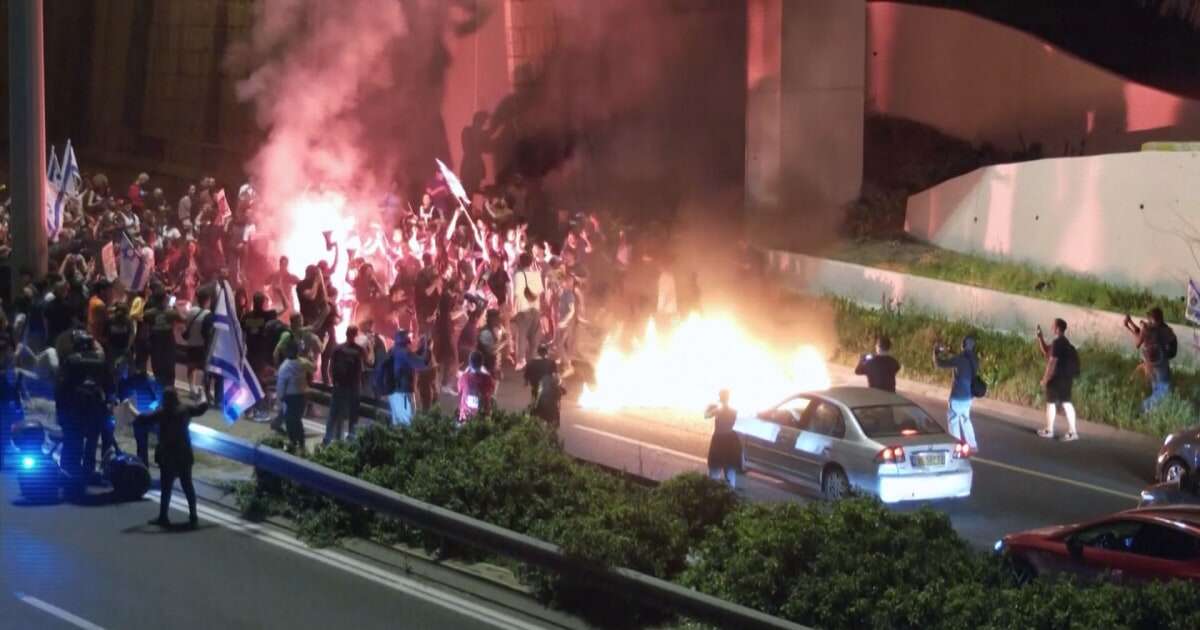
<box><xmin>133</xmin><ymin>390</ymin><xmax>208</xmax><ymax>529</ymax></box>
<box><xmin>854</xmin><ymin>335</ymin><xmax>901</xmax><ymax>392</ymax></box>
<box><xmin>933</xmin><ymin>335</ymin><xmax>979</xmax><ymax>451</ymax></box>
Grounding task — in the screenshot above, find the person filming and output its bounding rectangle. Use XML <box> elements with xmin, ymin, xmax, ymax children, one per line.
<box><xmin>854</xmin><ymin>335</ymin><xmax>900</xmax><ymax>392</ymax></box>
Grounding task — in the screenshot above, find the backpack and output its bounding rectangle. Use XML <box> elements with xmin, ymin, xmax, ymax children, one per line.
<box><xmin>969</xmin><ymin>355</ymin><xmax>987</xmax><ymax>398</ymax></box>
<box><xmin>1062</xmin><ymin>341</ymin><xmax>1082</xmax><ymax>378</ymax></box>
<box><xmin>373</xmin><ymin>353</ymin><xmax>396</xmax><ymax>394</ymax></box>
<box><xmin>330</xmin><ymin>345</ymin><xmax>360</xmax><ymax>387</ymax></box>
<box><xmin>1161</xmin><ymin>324</ymin><xmax>1179</xmax><ymax>361</ymax></box>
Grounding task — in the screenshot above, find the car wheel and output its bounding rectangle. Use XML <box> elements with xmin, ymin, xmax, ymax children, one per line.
<box><xmin>821</xmin><ymin>466</ymin><xmax>850</xmax><ymax>501</ymax></box>
<box><xmin>1162</xmin><ymin>458</ymin><xmax>1190</xmax><ymax>483</ymax></box>
<box><xmin>1009</xmin><ymin>556</ymin><xmax>1037</xmax><ymax>586</ymax></box>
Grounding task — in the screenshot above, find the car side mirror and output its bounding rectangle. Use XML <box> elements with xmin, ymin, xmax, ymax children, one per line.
<box><xmin>1066</xmin><ymin>535</ymin><xmax>1084</xmax><ymax>559</ymax></box>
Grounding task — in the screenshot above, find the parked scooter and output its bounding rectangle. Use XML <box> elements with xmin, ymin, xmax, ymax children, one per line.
<box><xmin>10</xmin><ymin>420</ymin><xmax>150</xmax><ymax>503</ymax></box>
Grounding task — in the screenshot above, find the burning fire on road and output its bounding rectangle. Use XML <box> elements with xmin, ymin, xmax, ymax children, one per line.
<box><xmin>578</xmin><ymin>313</ymin><xmax>831</xmax><ymax>415</ymax></box>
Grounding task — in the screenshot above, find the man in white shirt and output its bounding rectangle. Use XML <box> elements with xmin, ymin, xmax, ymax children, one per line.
<box><xmin>511</xmin><ymin>252</ymin><xmax>543</xmax><ymax>371</ymax></box>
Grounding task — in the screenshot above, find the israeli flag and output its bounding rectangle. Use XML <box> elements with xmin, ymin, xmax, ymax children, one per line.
<box><xmin>118</xmin><ymin>231</ymin><xmax>149</xmax><ymax>293</ymax></box>
<box><xmin>1188</xmin><ymin>279</ymin><xmax>1200</xmax><ymax>325</ymax></box>
<box><xmin>47</xmin><ymin>140</ymin><xmax>81</xmax><ymax>239</ymax></box>
<box><xmin>207</xmin><ymin>280</ymin><xmax>264</xmax><ymax>422</ymax></box>
<box><xmin>435</xmin><ymin>158</ymin><xmax>470</xmax><ymax>206</ymax></box>
<box><xmin>48</xmin><ymin>145</ymin><xmax>60</xmax><ymax>183</ymax></box>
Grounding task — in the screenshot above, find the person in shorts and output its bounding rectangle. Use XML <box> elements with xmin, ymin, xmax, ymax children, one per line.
<box><xmin>1036</xmin><ymin>318</ymin><xmax>1079</xmax><ymax>441</ymax></box>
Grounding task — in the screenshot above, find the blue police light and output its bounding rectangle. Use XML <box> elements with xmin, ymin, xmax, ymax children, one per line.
<box><xmin>21</xmin><ymin>456</ymin><xmax>35</xmax><ymax>470</ymax></box>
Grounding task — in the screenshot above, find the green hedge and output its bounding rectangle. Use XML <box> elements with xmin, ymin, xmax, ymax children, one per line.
<box><xmin>236</xmin><ymin>411</ymin><xmax>1200</xmax><ymax>629</ymax></box>
<box><xmin>830</xmin><ymin>298</ymin><xmax>1198</xmax><ymax>437</ymax></box>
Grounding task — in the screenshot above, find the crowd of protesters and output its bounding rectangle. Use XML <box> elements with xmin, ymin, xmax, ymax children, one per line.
<box><xmin>0</xmin><ymin>164</ymin><xmax>677</xmax><ymax>459</ymax></box>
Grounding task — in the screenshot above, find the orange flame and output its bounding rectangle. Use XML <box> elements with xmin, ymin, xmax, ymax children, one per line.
<box><xmin>578</xmin><ymin>313</ymin><xmax>831</xmax><ymax>414</ymax></box>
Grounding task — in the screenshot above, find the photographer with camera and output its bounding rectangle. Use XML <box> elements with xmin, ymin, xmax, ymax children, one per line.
<box><xmin>854</xmin><ymin>335</ymin><xmax>900</xmax><ymax>392</ymax></box>
<box><xmin>933</xmin><ymin>335</ymin><xmax>981</xmax><ymax>451</ymax></box>
<box><xmin>1124</xmin><ymin>307</ymin><xmax>1177</xmax><ymax>412</ymax></box>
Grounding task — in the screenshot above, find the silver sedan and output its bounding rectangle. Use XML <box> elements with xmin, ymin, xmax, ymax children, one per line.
<box><xmin>733</xmin><ymin>386</ymin><xmax>974</xmax><ymax>502</ymax></box>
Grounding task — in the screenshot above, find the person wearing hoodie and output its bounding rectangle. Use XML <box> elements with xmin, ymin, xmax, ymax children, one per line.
<box><xmin>376</xmin><ymin>329</ymin><xmax>430</xmax><ymax>426</ymax></box>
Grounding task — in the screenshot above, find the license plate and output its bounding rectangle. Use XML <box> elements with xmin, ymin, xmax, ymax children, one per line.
<box><xmin>912</xmin><ymin>452</ymin><xmax>945</xmax><ymax>467</ymax></box>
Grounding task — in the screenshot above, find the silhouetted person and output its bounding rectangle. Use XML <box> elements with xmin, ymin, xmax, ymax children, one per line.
<box><xmin>706</xmin><ymin>389</ymin><xmax>741</xmax><ymax>489</ymax></box>
<box><xmin>460</xmin><ymin>112</ymin><xmax>489</xmax><ymax>196</ymax></box>
<box><xmin>134</xmin><ymin>390</ymin><xmax>208</xmax><ymax>529</ymax></box>
<box><xmin>855</xmin><ymin>335</ymin><xmax>900</xmax><ymax>392</ymax></box>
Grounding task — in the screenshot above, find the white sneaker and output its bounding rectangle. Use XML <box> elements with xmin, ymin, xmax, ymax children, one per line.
<box><xmin>1062</xmin><ymin>432</ymin><xmax>1079</xmax><ymax>442</ymax></box>
<box><xmin>1037</xmin><ymin>428</ymin><xmax>1054</xmax><ymax>439</ymax></box>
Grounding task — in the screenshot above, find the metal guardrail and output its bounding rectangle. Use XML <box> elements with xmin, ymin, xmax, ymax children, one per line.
<box><xmin>188</xmin><ymin>424</ymin><xmax>811</xmax><ymax>630</ymax></box>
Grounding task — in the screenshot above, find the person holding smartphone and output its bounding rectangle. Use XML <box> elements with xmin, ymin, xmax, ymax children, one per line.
<box><xmin>855</xmin><ymin>335</ymin><xmax>900</xmax><ymax>392</ymax></box>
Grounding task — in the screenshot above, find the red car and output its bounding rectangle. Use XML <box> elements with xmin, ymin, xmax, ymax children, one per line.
<box><xmin>997</xmin><ymin>506</ymin><xmax>1200</xmax><ymax>583</ymax></box>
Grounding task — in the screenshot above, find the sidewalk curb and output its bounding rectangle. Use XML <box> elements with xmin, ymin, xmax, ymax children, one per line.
<box><xmin>827</xmin><ymin>363</ymin><xmax>1163</xmax><ymax>447</ymax></box>
<box><xmin>186</xmin><ymin>476</ymin><xmax>586</xmax><ymax>630</ymax></box>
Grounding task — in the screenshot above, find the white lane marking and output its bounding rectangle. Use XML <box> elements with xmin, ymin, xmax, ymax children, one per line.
<box><xmin>147</xmin><ymin>492</ymin><xmax>544</xmax><ymax>630</ymax></box>
<box><xmin>15</xmin><ymin>594</ymin><xmax>106</xmax><ymax>630</ymax></box>
<box><xmin>972</xmin><ymin>457</ymin><xmax>1140</xmax><ymax>501</ymax></box>
<box><xmin>576</xmin><ymin>423</ymin><xmax>1139</xmax><ymax>502</ymax></box>
<box><xmin>572</xmin><ymin>423</ymin><xmax>705</xmax><ymax>464</ymax></box>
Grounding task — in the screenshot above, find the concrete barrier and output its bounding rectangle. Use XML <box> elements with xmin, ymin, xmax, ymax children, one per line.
<box><xmin>768</xmin><ymin>250</ymin><xmax>1200</xmax><ymax>368</ymax></box>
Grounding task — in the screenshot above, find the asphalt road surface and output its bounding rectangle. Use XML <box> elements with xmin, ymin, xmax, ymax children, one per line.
<box><xmin>0</xmin><ymin>472</ymin><xmax>567</xmax><ymax>630</ymax></box>
<box><xmin>485</xmin><ymin>376</ymin><xmax>1158</xmax><ymax>549</ymax></box>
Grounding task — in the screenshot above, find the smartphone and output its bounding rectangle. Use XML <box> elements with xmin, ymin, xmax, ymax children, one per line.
<box><xmin>168</xmin><ymin>295</ymin><xmax>177</xmax><ymax>308</ymax></box>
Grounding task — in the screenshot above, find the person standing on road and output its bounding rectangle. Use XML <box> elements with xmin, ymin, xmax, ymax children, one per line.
<box><xmin>705</xmin><ymin>389</ymin><xmax>742</xmax><ymax>490</ymax></box>
<box><xmin>511</xmin><ymin>253</ymin><xmax>544</xmax><ymax>371</ymax></box>
<box><xmin>276</xmin><ymin>345</ymin><xmax>314</xmax><ymax>453</ymax></box>
<box><xmin>324</xmin><ymin>326</ymin><xmax>366</xmax><ymax>445</ymax></box>
<box><xmin>1036</xmin><ymin>319</ymin><xmax>1080</xmax><ymax>441</ymax></box>
<box><xmin>1124</xmin><ymin>307</ymin><xmax>1177</xmax><ymax>412</ymax></box>
<box><xmin>133</xmin><ymin>390</ymin><xmax>208</xmax><ymax>529</ymax></box>
<box><xmin>854</xmin><ymin>335</ymin><xmax>900</xmax><ymax>392</ymax></box>
<box><xmin>933</xmin><ymin>336</ymin><xmax>980</xmax><ymax>451</ymax></box>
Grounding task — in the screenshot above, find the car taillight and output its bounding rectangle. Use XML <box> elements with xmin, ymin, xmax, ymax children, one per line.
<box><xmin>876</xmin><ymin>446</ymin><xmax>905</xmax><ymax>463</ymax></box>
<box><xmin>954</xmin><ymin>442</ymin><xmax>972</xmax><ymax>459</ymax></box>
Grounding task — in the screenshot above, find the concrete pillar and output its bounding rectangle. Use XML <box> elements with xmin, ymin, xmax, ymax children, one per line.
<box><xmin>746</xmin><ymin>0</ymin><xmax>864</xmax><ymax>237</ymax></box>
<box><xmin>8</xmin><ymin>0</ymin><xmax>49</xmax><ymax>288</ymax></box>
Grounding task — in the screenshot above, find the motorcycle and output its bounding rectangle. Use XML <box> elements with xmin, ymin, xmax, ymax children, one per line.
<box><xmin>10</xmin><ymin>420</ymin><xmax>151</xmax><ymax>503</ymax></box>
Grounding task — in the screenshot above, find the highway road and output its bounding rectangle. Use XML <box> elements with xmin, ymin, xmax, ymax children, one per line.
<box><xmin>486</xmin><ymin>375</ymin><xmax>1159</xmax><ymax>549</ymax></box>
<box><xmin>0</xmin><ymin>470</ymin><xmax>573</xmax><ymax>630</ymax></box>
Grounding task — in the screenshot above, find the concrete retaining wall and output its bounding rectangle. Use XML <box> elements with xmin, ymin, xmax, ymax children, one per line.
<box><xmin>768</xmin><ymin>250</ymin><xmax>1200</xmax><ymax>368</ymax></box>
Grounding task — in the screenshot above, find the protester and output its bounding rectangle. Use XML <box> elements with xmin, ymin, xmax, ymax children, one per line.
<box><xmin>325</xmin><ymin>325</ymin><xmax>366</xmax><ymax>445</ymax></box>
<box><xmin>523</xmin><ymin>344</ymin><xmax>557</xmax><ymax>404</ymax></box>
<box><xmin>181</xmin><ymin>290</ymin><xmax>213</xmax><ymax>401</ymax></box>
<box><xmin>275</xmin><ymin>344</ymin><xmax>314</xmax><ymax>452</ymax></box>
<box><xmin>1124</xmin><ymin>307</ymin><xmax>1176</xmax><ymax>412</ymax></box>
<box><xmin>132</xmin><ymin>391</ymin><xmax>208</xmax><ymax>529</ymax></box>
<box><xmin>933</xmin><ymin>336</ymin><xmax>980</xmax><ymax>451</ymax></box>
<box><xmin>456</xmin><ymin>350</ymin><xmax>495</xmax><ymax>423</ymax></box>
<box><xmin>379</xmin><ymin>330</ymin><xmax>429</xmax><ymax>426</ymax></box>
<box><xmin>854</xmin><ymin>335</ymin><xmax>900</xmax><ymax>393</ymax></box>
<box><xmin>1036</xmin><ymin>319</ymin><xmax>1080</xmax><ymax>441</ymax></box>
<box><xmin>705</xmin><ymin>389</ymin><xmax>741</xmax><ymax>490</ymax></box>
<box><xmin>511</xmin><ymin>253</ymin><xmax>543</xmax><ymax>371</ymax></box>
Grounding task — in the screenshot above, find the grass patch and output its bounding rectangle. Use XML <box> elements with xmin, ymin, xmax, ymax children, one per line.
<box><xmin>826</xmin><ymin>238</ymin><xmax>1187</xmax><ymax>323</ymax></box>
<box><xmin>829</xmin><ymin>297</ymin><xmax>1197</xmax><ymax>437</ymax></box>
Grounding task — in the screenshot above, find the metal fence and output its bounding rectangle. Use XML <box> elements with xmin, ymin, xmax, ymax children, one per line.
<box><xmin>188</xmin><ymin>423</ymin><xmax>810</xmax><ymax>630</ymax></box>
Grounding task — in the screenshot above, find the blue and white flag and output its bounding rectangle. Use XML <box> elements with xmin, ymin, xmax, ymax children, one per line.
<box><xmin>47</xmin><ymin>140</ymin><xmax>81</xmax><ymax>240</ymax></box>
<box><xmin>435</xmin><ymin>158</ymin><xmax>470</xmax><ymax>206</ymax></box>
<box><xmin>118</xmin><ymin>231</ymin><xmax>150</xmax><ymax>293</ymax></box>
<box><xmin>1188</xmin><ymin>279</ymin><xmax>1200</xmax><ymax>325</ymax></box>
<box><xmin>47</xmin><ymin>145</ymin><xmax>60</xmax><ymax>183</ymax></box>
<box><xmin>207</xmin><ymin>280</ymin><xmax>264</xmax><ymax>422</ymax></box>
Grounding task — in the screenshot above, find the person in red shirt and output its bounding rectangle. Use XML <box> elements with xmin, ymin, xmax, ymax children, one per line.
<box><xmin>456</xmin><ymin>350</ymin><xmax>495</xmax><ymax>423</ymax></box>
<box><xmin>128</xmin><ymin>172</ymin><xmax>149</xmax><ymax>211</ymax></box>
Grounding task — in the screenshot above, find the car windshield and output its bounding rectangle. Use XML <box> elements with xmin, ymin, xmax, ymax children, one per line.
<box><xmin>853</xmin><ymin>404</ymin><xmax>944</xmax><ymax>438</ymax></box>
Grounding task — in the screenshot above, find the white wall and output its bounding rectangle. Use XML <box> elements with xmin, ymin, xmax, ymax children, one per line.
<box><xmin>867</xmin><ymin>2</ymin><xmax>1200</xmax><ymax>155</ymax></box>
<box><xmin>768</xmin><ymin>251</ymin><xmax>1200</xmax><ymax>369</ymax></box>
<box><xmin>905</xmin><ymin>151</ymin><xmax>1200</xmax><ymax>298</ymax></box>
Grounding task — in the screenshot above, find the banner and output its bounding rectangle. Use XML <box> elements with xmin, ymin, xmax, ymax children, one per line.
<box><xmin>1187</xmin><ymin>279</ymin><xmax>1200</xmax><ymax>325</ymax></box>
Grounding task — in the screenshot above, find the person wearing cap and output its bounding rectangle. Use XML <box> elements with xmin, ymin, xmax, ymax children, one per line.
<box><xmin>379</xmin><ymin>329</ymin><xmax>430</xmax><ymax>426</ymax></box>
